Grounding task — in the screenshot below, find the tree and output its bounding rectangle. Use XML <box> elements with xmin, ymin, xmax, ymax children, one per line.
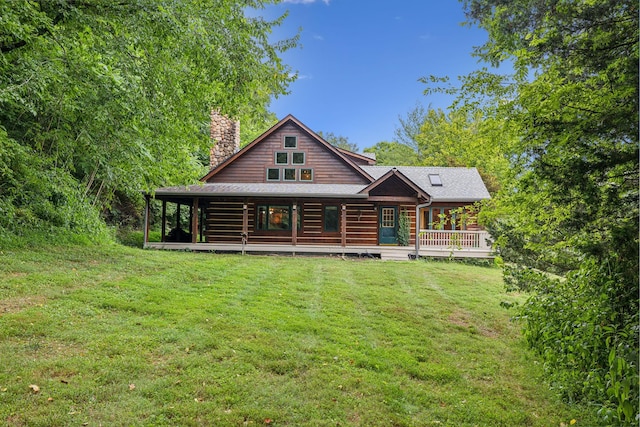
<box><xmin>316</xmin><ymin>131</ymin><xmax>359</xmax><ymax>152</ymax></box>
<box><xmin>451</xmin><ymin>0</ymin><xmax>638</xmax><ymax>422</ymax></box>
<box><xmin>0</xmin><ymin>0</ymin><xmax>296</xmax><ymax>233</ymax></box>
<box><xmin>365</xmin><ymin>105</ymin><xmax>514</xmax><ymax>193</ymax></box>
<box><xmin>363</xmin><ymin>141</ymin><xmax>420</xmax><ymax>166</ymax></box>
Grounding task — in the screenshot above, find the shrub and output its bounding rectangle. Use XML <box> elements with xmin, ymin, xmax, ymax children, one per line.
<box><xmin>514</xmin><ymin>260</ymin><xmax>639</xmax><ymax>424</ymax></box>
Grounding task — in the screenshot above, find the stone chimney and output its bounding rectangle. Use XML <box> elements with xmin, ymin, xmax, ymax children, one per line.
<box><xmin>209</xmin><ymin>109</ymin><xmax>240</xmax><ymax>169</ymax></box>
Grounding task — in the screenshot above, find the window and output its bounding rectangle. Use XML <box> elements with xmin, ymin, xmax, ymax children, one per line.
<box><xmin>275</xmin><ymin>152</ymin><xmax>288</xmax><ymax>164</ymax></box>
<box><xmin>283</xmin><ymin>168</ymin><xmax>296</xmax><ymax>181</ymax></box>
<box><xmin>284</xmin><ymin>135</ymin><xmax>297</xmax><ymax>149</ymax></box>
<box><xmin>292</xmin><ymin>152</ymin><xmax>305</xmax><ymax>165</ymax></box>
<box><xmin>324</xmin><ymin>206</ymin><xmax>339</xmax><ymax>232</ymax></box>
<box><xmin>381</xmin><ymin>207</ymin><xmax>396</xmax><ymax>228</ymax></box>
<box><xmin>257</xmin><ymin>205</ymin><xmax>291</xmax><ymax>231</ymax></box>
<box><xmin>428</xmin><ymin>174</ymin><xmax>442</xmax><ymax>186</ymax></box>
<box><xmin>428</xmin><ymin>207</ymin><xmax>462</xmax><ymax>230</ymax></box>
<box><xmin>267</xmin><ymin>168</ymin><xmax>280</xmax><ymax>181</ymax></box>
<box><xmin>300</xmin><ymin>168</ymin><xmax>313</xmax><ymax>181</ymax></box>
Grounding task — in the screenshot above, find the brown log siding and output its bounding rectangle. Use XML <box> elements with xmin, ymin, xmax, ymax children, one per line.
<box><xmin>207</xmin><ymin>123</ymin><xmax>370</xmax><ymax>185</ymax></box>
<box><xmin>204</xmin><ymin>199</ymin><xmax>418</xmax><ymax>246</ymax></box>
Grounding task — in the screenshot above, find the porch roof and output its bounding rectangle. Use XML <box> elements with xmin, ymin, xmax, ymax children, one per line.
<box><xmin>150</xmin><ymin>183</ymin><xmax>370</xmax><ymax>199</ymax></box>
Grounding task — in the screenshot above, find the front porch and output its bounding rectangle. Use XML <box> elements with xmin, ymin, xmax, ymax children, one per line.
<box><xmin>143</xmin><ymin>230</ymin><xmax>493</xmax><ymax>260</ymax></box>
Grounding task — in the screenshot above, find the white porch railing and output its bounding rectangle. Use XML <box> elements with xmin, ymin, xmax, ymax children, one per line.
<box><xmin>419</xmin><ymin>230</ymin><xmax>491</xmax><ymax>250</ymax></box>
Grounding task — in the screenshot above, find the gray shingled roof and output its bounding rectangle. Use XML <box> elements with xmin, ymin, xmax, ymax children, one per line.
<box><xmin>361</xmin><ymin>166</ymin><xmax>491</xmax><ymax>202</ymax></box>
<box><xmin>151</xmin><ymin>168</ymin><xmax>490</xmax><ymax>202</ymax></box>
<box><xmin>153</xmin><ymin>183</ymin><xmax>369</xmax><ymax>198</ymax></box>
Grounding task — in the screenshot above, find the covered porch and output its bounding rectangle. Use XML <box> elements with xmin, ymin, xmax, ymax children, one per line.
<box><xmin>143</xmin><ymin>240</ymin><xmax>493</xmax><ymax>260</ymax></box>
<box><xmin>142</xmin><ymin>189</ymin><xmax>493</xmax><ymax>260</ymax></box>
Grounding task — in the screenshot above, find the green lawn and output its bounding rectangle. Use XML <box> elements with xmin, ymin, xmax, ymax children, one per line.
<box><xmin>0</xmin><ymin>244</ymin><xmax>596</xmax><ymax>426</ymax></box>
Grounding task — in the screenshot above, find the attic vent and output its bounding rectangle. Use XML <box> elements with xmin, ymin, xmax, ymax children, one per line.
<box><xmin>428</xmin><ymin>174</ymin><xmax>442</xmax><ymax>186</ymax></box>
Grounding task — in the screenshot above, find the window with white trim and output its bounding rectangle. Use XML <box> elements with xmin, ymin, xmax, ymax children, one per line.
<box><xmin>284</xmin><ymin>135</ymin><xmax>297</xmax><ymax>149</ymax></box>
<box><xmin>267</xmin><ymin>168</ymin><xmax>280</xmax><ymax>181</ymax></box>
<box><xmin>292</xmin><ymin>152</ymin><xmax>305</xmax><ymax>165</ymax></box>
<box><xmin>300</xmin><ymin>168</ymin><xmax>313</xmax><ymax>181</ymax></box>
<box><xmin>283</xmin><ymin>168</ymin><xmax>296</xmax><ymax>181</ymax></box>
<box><xmin>275</xmin><ymin>152</ymin><xmax>288</xmax><ymax>165</ymax></box>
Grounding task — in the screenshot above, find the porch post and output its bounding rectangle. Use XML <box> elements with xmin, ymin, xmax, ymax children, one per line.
<box><xmin>242</xmin><ymin>202</ymin><xmax>249</xmax><ymax>255</ymax></box>
<box><xmin>292</xmin><ymin>203</ymin><xmax>298</xmax><ymax>246</ymax></box>
<box><xmin>161</xmin><ymin>200</ymin><xmax>167</xmax><ymax>242</ymax></box>
<box><xmin>242</xmin><ymin>202</ymin><xmax>249</xmax><ymax>238</ymax></box>
<box><xmin>199</xmin><ymin>203</ymin><xmax>204</xmax><ymax>242</ymax></box>
<box><xmin>415</xmin><ymin>201</ymin><xmax>432</xmax><ymax>259</ymax></box>
<box><xmin>143</xmin><ymin>195</ymin><xmax>150</xmax><ymax>247</ymax></box>
<box><xmin>176</xmin><ymin>203</ymin><xmax>181</xmax><ymax>229</ymax></box>
<box><xmin>191</xmin><ymin>198</ymin><xmax>199</xmax><ymax>244</ymax></box>
<box><xmin>341</xmin><ymin>204</ymin><xmax>347</xmax><ymax>247</ymax></box>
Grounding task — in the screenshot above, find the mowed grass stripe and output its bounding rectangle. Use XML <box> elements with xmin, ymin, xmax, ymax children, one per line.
<box><xmin>0</xmin><ymin>245</ymin><xmax>596</xmax><ymax>426</ymax></box>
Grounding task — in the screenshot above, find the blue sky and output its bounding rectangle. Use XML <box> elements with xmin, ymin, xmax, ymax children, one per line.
<box><xmin>261</xmin><ymin>0</ymin><xmax>490</xmax><ymax>151</ymax></box>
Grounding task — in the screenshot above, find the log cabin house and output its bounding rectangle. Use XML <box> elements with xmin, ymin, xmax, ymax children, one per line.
<box><xmin>143</xmin><ymin>113</ymin><xmax>492</xmax><ymax>259</ymax></box>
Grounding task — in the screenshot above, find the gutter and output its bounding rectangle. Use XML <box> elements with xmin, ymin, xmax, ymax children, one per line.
<box><xmin>151</xmin><ymin>190</ymin><xmax>369</xmax><ymax>199</ymax></box>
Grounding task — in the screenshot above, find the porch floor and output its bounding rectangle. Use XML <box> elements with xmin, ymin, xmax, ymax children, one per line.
<box><xmin>143</xmin><ymin>242</ymin><xmax>493</xmax><ymax>261</ymax></box>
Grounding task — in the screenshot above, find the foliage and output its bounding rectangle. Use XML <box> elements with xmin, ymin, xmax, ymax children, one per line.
<box><xmin>0</xmin><ymin>244</ymin><xmax>599</xmax><ymax>425</ymax></box>
<box><xmin>363</xmin><ymin>141</ymin><xmax>420</xmax><ymax>166</ymax></box>
<box><xmin>451</xmin><ymin>0</ymin><xmax>639</xmax><ymax>422</ymax></box>
<box><xmin>316</xmin><ymin>130</ymin><xmax>359</xmax><ymax>152</ymax></box>
<box><xmin>397</xmin><ymin>210</ymin><xmax>410</xmax><ymax>246</ymax></box>
<box><xmin>365</xmin><ymin>105</ymin><xmax>515</xmax><ymax>193</ymax></box>
<box><xmin>0</xmin><ymin>0</ymin><xmax>296</xmax><ymax>235</ymax></box>
<box><xmin>516</xmin><ymin>261</ymin><xmax>638</xmax><ymax>423</ymax></box>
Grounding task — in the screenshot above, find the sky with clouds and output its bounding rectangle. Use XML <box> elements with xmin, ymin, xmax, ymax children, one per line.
<box><xmin>262</xmin><ymin>1</ymin><xmax>491</xmax><ymax>150</ymax></box>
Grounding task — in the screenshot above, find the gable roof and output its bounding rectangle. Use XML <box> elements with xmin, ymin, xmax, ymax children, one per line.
<box><xmin>361</xmin><ymin>166</ymin><xmax>490</xmax><ymax>202</ymax></box>
<box><xmin>201</xmin><ymin>114</ymin><xmax>373</xmax><ymax>183</ymax></box>
<box><xmin>361</xmin><ymin>168</ymin><xmax>430</xmax><ymax>201</ymax></box>
<box><xmin>336</xmin><ymin>147</ymin><xmax>376</xmax><ymax>165</ymax></box>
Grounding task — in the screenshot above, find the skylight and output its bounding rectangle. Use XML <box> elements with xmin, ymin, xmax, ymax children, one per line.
<box><xmin>428</xmin><ymin>174</ymin><xmax>442</xmax><ymax>186</ymax></box>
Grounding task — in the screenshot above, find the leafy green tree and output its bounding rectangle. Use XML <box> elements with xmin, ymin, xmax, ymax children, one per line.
<box><xmin>316</xmin><ymin>131</ymin><xmax>359</xmax><ymax>152</ymax></box>
<box><xmin>365</xmin><ymin>105</ymin><xmax>514</xmax><ymax>193</ymax></box>
<box><xmin>363</xmin><ymin>141</ymin><xmax>420</xmax><ymax>166</ymax></box>
<box><xmin>415</xmin><ymin>107</ymin><xmax>513</xmax><ymax>193</ymax></box>
<box><xmin>448</xmin><ymin>0</ymin><xmax>638</xmax><ymax>422</ymax></box>
<box><xmin>0</xmin><ymin>0</ymin><xmax>296</xmax><ymax>233</ymax></box>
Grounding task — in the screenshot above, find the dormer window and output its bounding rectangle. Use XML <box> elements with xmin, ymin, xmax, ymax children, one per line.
<box><xmin>284</xmin><ymin>135</ymin><xmax>297</xmax><ymax>149</ymax></box>
<box><xmin>429</xmin><ymin>174</ymin><xmax>442</xmax><ymax>186</ymax></box>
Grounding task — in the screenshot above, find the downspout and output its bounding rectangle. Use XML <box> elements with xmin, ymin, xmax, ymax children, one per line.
<box><xmin>414</xmin><ymin>198</ymin><xmax>433</xmax><ymax>259</ymax></box>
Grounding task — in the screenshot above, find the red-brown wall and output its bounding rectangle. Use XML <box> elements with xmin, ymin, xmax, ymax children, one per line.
<box><xmin>207</xmin><ymin>123</ymin><xmax>370</xmax><ymax>185</ymax></box>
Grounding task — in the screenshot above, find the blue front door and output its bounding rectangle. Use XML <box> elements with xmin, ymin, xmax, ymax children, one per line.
<box><xmin>379</xmin><ymin>206</ymin><xmax>398</xmax><ymax>245</ymax></box>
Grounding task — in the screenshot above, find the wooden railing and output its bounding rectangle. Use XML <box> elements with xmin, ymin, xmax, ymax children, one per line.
<box><xmin>419</xmin><ymin>230</ymin><xmax>491</xmax><ymax>250</ymax></box>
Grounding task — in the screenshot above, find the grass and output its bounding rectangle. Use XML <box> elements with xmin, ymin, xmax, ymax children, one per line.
<box><xmin>0</xmin><ymin>243</ymin><xmax>598</xmax><ymax>426</ymax></box>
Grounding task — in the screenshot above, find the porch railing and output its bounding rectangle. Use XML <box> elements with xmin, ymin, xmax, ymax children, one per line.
<box><xmin>419</xmin><ymin>230</ymin><xmax>491</xmax><ymax>250</ymax></box>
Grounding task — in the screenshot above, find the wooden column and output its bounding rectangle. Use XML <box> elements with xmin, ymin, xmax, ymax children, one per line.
<box><xmin>242</xmin><ymin>202</ymin><xmax>249</xmax><ymax>239</ymax></box>
<box><xmin>161</xmin><ymin>200</ymin><xmax>167</xmax><ymax>242</ymax></box>
<box><xmin>191</xmin><ymin>198</ymin><xmax>199</xmax><ymax>244</ymax></box>
<box><xmin>176</xmin><ymin>203</ymin><xmax>181</xmax><ymax>229</ymax></box>
<box><xmin>143</xmin><ymin>195</ymin><xmax>150</xmax><ymax>247</ymax></box>
<box><xmin>341</xmin><ymin>204</ymin><xmax>347</xmax><ymax>247</ymax></box>
<box><xmin>199</xmin><ymin>203</ymin><xmax>204</xmax><ymax>242</ymax></box>
<box><xmin>292</xmin><ymin>203</ymin><xmax>298</xmax><ymax>246</ymax></box>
